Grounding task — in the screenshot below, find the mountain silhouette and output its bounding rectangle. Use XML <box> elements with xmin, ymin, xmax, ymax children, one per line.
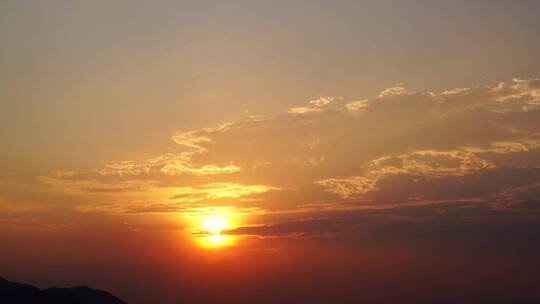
<box><xmin>0</xmin><ymin>277</ymin><xmax>126</xmax><ymax>304</ymax></box>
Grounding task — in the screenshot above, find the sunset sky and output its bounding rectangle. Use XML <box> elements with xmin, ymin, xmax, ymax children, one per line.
<box><xmin>2</xmin><ymin>1</ymin><xmax>540</xmax><ymax>303</ymax></box>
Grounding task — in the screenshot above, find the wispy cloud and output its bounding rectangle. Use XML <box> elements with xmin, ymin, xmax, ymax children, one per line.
<box><xmin>28</xmin><ymin>78</ymin><xmax>540</xmax><ymax>220</ymax></box>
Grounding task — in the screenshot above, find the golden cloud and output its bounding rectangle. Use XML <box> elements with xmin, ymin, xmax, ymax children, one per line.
<box><xmin>36</xmin><ymin>78</ymin><xmax>540</xmax><ymax>212</ymax></box>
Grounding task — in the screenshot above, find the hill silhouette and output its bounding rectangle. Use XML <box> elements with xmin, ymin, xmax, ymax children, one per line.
<box><xmin>0</xmin><ymin>277</ymin><xmax>126</xmax><ymax>304</ymax></box>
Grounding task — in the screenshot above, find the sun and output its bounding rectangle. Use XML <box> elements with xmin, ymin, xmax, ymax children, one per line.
<box><xmin>183</xmin><ymin>207</ymin><xmax>242</xmax><ymax>249</ymax></box>
<box><xmin>197</xmin><ymin>213</ymin><xmax>235</xmax><ymax>249</ymax></box>
<box><xmin>202</xmin><ymin>215</ymin><xmax>229</xmax><ymax>235</ymax></box>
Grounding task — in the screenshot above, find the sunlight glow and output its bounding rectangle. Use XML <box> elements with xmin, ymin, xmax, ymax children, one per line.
<box><xmin>202</xmin><ymin>215</ymin><xmax>229</xmax><ymax>234</ymax></box>
<box><xmin>198</xmin><ymin>215</ymin><xmax>234</xmax><ymax>249</ymax></box>
<box><xmin>185</xmin><ymin>207</ymin><xmax>244</xmax><ymax>249</ymax></box>
<box><xmin>199</xmin><ymin>234</ymin><xmax>234</xmax><ymax>248</ymax></box>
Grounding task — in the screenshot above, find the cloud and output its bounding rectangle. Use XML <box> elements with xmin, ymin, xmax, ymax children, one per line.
<box><xmin>438</xmin><ymin>87</ymin><xmax>471</xmax><ymax>97</ymax></box>
<box><xmin>288</xmin><ymin>106</ymin><xmax>323</xmax><ymax>115</ymax></box>
<box><xmin>39</xmin><ymin>174</ymin><xmax>152</xmax><ymax>194</ymax></box>
<box><xmin>224</xmin><ymin>198</ymin><xmax>540</xmax><ymax>239</ymax></box>
<box><xmin>317</xmin><ymin>149</ymin><xmax>495</xmax><ymax>199</ymax></box>
<box><xmin>377</xmin><ymin>83</ymin><xmax>410</xmax><ymax>98</ymax></box>
<box><xmin>492</xmin><ymin>77</ymin><xmax>540</xmax><ymax>110</ymax></box>
<box><xmin>98</xmin><ymin>153</ymin><xmax>240</xmax><ymax>178</ymax></box>
<box><xmin>156</xmin><ymin>154</ymin><xmax>240</xmax><ymax>176</ymax></box>
<box><xmin>35</xmin><ymin>77</ymin><xmax>540</xmax><ymax>218</ymax></box>
<box><xmin>170</xmin><ymin>183</ymin><xmax>279</xmax><ymax>202</ymax></box>
<box><xmin>344</xmin><ymin>99</ymin><xmax>369</xmax><ymax>112</ymax></box>
<box><xmin>288</xmin><ymin>96</ymin><xmax>340</xmax><ymax>114</ymax></box>
<box><xmin>316</xmin><ymin>176</ymin><xmax>377</xmax><ymax>199</ymax></box>
<box><xmin>172</xmin><ymin>130</ymin><xmax>212</xmax><ymax>150</ymax></box>
<box><xmin>309</xmin><ymin>96</ymin><xmax>337</xmax><ymax>107</ymax></box>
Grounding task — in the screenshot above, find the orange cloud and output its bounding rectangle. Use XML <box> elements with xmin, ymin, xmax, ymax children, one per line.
<box><xmin>29</xmin><ymin>78</ymin><xmax>540</xmax><ymax>216</ymax></box>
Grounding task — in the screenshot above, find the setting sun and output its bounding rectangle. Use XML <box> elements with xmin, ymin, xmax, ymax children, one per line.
<box><xmin>202</xmin><ymin>215</ymin><xmax>229</xmax><ymax>235</ymax></box>
<box><xmin>199</xmin><ymin>215</ymin><xmax>235</xmax><ymax>248</ymax></box>
<box><xmin>184</xmin><ymin>208</ymin><xmax>242</xmax><ymax>249</ymax></box>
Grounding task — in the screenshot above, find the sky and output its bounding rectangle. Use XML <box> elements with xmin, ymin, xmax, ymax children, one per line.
<box><xmin>1</xmin><ymin>1</ymin><xmax>540</xmax><ymax>303</ymax></box>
